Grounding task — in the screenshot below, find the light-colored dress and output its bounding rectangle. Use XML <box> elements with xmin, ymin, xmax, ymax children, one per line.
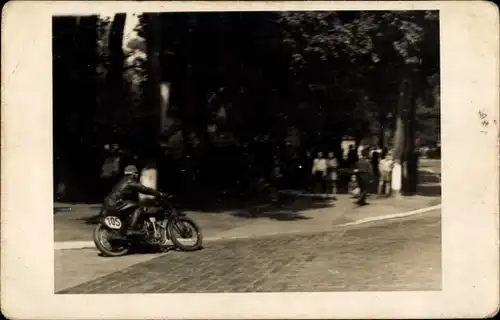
<box><xmin>312</xmin><ymin>158</ymin><xmax>327</xmax><ymax>175</ymax></box>
<box><xmin>379</xmin><ymin>158</ymin><xmax>394</xmax><ymax>182</ymax></box>
<box><xmin>326</xmin><ymin>158</ymin><xmax>338</xmax><ymax>181</ymax></box>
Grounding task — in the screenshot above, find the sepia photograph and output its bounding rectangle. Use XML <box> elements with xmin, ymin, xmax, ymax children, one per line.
<box><xmin>52</xmin><ymin>9</ymin><xmax>441</xmax><ymax>294</ymax></box>
<box><xmin>1</xmin><ymin>1</ymin><xmax>498</xmax><ymax>319</ymax></box>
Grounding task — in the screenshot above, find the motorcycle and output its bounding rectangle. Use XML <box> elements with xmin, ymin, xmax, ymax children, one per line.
<box><xmin>93</xmin><ymin>195</ymin><xmax>203</xmax><ymax>257</ymax></box>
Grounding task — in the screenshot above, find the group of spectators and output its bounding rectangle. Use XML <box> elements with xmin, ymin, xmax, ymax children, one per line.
<box><xmin>305</xmin><ymin>144</ymin><xmax>395</xmax><ymax>206</ymax></box>
<box><xmin>94</xmin><ymin>142</ymin><xmax>396</xmax><ymax>208</ymax></box>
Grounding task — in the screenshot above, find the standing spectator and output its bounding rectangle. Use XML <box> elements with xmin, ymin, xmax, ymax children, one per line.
<box><xmin>378</xmin><ymin>150</ymin><xmax>394</xmax><ymax>197</ymax></box>
<box><xmin>347</xmin><ymin>145</ymin><xmax>357</xmax><ymax>168</ymax></box>
<box><xmin>370</xmin><ymin>147</ymin><xmax>381</xmax><ymax>190</ymax></box>
<box><xmin>353</xmin><ymin>149</ymin><xmax>373</xmax><ymax>206</ymax></box>
<box><xmin>312</xmin><ymin>152</ymin><xmax>327</xmax><ymax>193</ymax></box>
<box><xmin>326</xmin><ymin>152</ymin><xmax>339</xmax><ymax>195</ymax></box>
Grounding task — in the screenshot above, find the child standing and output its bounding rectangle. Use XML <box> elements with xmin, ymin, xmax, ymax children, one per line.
<box><xmin>312</xmin><ymin>152</ymin><xmax>327</xmax><ymax>193</ymax></box>
<box><xmin>378</xmin><ymin>150</ymin><xmax>394</xmax><ymax>197</ymax></box>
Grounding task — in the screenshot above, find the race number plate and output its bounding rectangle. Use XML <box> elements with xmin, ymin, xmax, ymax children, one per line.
<box><xmin>104</xmin><ymin>216</ymin><xmax>122</xmax><ymax>229</ymax></box>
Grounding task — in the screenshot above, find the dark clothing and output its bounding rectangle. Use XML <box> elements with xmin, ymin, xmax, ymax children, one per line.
<box><xmin>314</xmin><ymin>171</ymin><xmax>326</xmax><ymax>193</ymax></box>
<box><xmin>355</xmin><ymin>171</ymin><xmax>368</xmax><ymax>204</ymax></box>
<box><xmin>104</xmin><ymin>175</ymin><xmax>161</xmax><ymax>209</ymax></box>
<box><xmin>371</xmin><ymin>152</ymin><xmax>380</xmax><ymax>178</ymax></box>
<box><xmin>303</xmin><ymin>156</ymin><xmax>314</xmax><ymax>191</ymax></box>
<box><xmin>355</xmin><ymin>158</ymin><xmax>373</xmax><ymax>205</ymax></box>
<box><xmin>103</xmin><ymin>175</ymin><xmax>162</xmax><ymax>230</ymax></box>
<box><xmin>347</xmin><ymin>149</ymin><xmax>357</xmax><ymax>168</ymax></box>
<box><xmin>356</xmin><ymin>158</ymin><xmax>373</xmax><ymax>177</ymax></box>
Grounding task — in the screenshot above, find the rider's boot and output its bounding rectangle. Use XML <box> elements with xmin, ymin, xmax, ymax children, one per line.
<box><xmin>126</xmin><ymin>208</ymin><xmax>143</xmax><ymax>236</ymax></box>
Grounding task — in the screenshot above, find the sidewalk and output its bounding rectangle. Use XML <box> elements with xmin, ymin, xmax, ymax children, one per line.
<box><xmin>216</xmin><ymin>193</ymin><xmax>440</xmax><ymax>239</ymax></box>
<box><xmin>54</xmin><ymin>191</ymin><xmax>440</xmax><ymax>248</ymax></box>
<box><xmin>54</xmin><ymin>202</ymin><xmax>101</xmax><ymax>211</ymax></box>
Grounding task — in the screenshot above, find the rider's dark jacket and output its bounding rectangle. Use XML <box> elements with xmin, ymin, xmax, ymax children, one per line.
<box><xmin>104</xmin><ymin>175</ymin><xmax>161</xmax><ymax>210</ymax></box>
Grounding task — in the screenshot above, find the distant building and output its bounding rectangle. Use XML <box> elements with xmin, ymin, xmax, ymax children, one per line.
<box><xmin>341</xmin><ymin>136</ymin><xmax>356</xmax><ymax>159</ymax></box>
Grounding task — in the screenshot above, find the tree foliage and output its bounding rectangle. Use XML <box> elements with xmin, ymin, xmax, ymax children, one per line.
<box><xmin>53</xmin><ymin>10</ymin><xmax>440</xmax><ymax>199</ymax></box>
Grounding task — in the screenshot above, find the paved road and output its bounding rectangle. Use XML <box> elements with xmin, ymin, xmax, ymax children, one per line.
<box><xmin>59</xmin><ymin>209</ymin><xmax>441</xmax><ymax>293</ymax></box>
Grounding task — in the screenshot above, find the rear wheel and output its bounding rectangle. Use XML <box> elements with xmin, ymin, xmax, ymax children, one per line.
<box><xmin>93</xmin><ymin>223</ymin><xmax>130</xmax><ymax>257</ymax></box>
<box><xmin>167</xmin><ymin>217</ymin><xmax>203</xmax><ymax>251</ymax></box>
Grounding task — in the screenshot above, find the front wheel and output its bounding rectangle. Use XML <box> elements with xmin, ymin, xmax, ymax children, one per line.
<box><xmin>93</xmin><ymin>223</ymin><xmax>130</xmax><ymax>257</ymax></box>
<box><xmin>167</xmin><ymin>217</ymin><xmax>203</xmax><ymax>251</ymax></box>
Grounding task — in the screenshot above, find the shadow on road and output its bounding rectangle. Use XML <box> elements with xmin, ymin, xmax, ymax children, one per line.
<box><xmin>419</xmin><ymin>171</ymin><xmax>440</xmax><ymax>183</ymax></box>
<box><xmin>417</xmin><ymin>171</ymin><xmax>441</xmax><ymax>197</ymax></box>
<box><xmin>75</xmin><ymin>193</ymin><xmax>332</xmax><ymax>224</ymax></box>
<box><xmin>95</xmin><ymin>244</ymin><xmax>178</xmax><ymax>257</ymax></box>
<box><xmin>60</xmin><ymin>170</ymin><xmax>440</xmax><ymax>225</ymax></box>
<box><xmin>417</xmin><ymin>184</ymin><xmax>441</xmax><ymax>197</ymax></box>
<box><xmin>78</xmin><ymin>214</ymin><xmax>102</xmax><ymax>225</ymax></box>
<box><xmin>128</xmin><ymin>244</ymin><xmax>177</xmax><ymax>255</ymax></box>
<box><xmin>54</xmin><ymin>207</ymin><xmax>69</xmax><ymax>214</ymax></box>
<box><xmin>229</xmin><ymin>196</ymin><xmax>334</xmax><ymax>221</ymax></box>
<box><xmin>231</xmin><ymin>208</ymin><xmax>313</xmax><ymax>221</ymax></box>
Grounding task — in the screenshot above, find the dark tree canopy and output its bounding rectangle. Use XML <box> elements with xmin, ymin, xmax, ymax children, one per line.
<box><xmin>53</xmin><ymin>10</ymin><xmax>440</xmax><ymax>201</ymax></box>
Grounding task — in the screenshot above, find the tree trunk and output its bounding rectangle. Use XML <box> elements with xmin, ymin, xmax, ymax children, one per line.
<box><xmin>122</xmin><ymin>13</ymin><xmax>148</xmax><ymax>130</ymax></box>
<box><xmin>139</xmin><ymin>159</ymin><xmax>158</xmax><ymax>201</ymax></box>
<box><xmin>159</xmin><ymin>82</ymin><xmax>172</xmax><ymax>135</ymax></box>
<box><xmin>139</xmin><ymin>13</ymin><xmax>163</xmax><ymax>198</ymax></box>
<box><xmin>354</xmin><ymin>131</ymin><xmax>363</xmax><ymax>151</ymax></box>
<box><xmin>177</xmin><ymin>16</ymin><xmax>198</xmax><ymax>201</ymax></box>
<box><xmin>106</xmin><ymin>13</ymin><xmax>126</xmax><ymax>142</ymax></box>
<box><xmin>404</xmin><ymin>73</ymin><xmax>419</xmax><ymax>195</ymax></box>
<box><xmin>53</xmin><ymin>16</ymin><xmax>100</xmax><ymax>201</ymax></box>
<box><xmin>391</xmin><ymin>68</ymin><xmax>420</xmax><ymax>196</ymax></box>
<box><xmin>378</xmin><ymin>113</ymin><xmax>386</xmax><ymax>149</ymax></box>
<box><xmin>182</xmin><ymin>17</ymin><xmax>195</xmax><ymax>158</ymax></box>
<box><xmin>391</xmin><ymin>76</ymin><xmax>409</xmax><ymax>195</ymax></box>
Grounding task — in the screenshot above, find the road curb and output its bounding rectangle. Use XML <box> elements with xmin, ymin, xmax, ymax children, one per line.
<box><xmin>54</xmin><ymin>203</ymin><xmax>441</xmax><ymax>251</ymax></box>
<box><xmin>278</xmin><ymin>190</ymin><xmax>337</xmax><ymax>199</ymax></box>
<box><xmin>338</xmin><ymin>204</ymin><xmax>441</xmax><ymax>227</ymax></box>
<box><xmin>54</xmin><ymin>234</ymin><xmax>273</xmax><ymax>251</ymax></box>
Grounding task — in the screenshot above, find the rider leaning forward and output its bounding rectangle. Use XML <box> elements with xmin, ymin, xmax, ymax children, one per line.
<box><xmin>103</xmin><ymin>165</ymin><xmax>167</xmax><ymax>235</ymax></box>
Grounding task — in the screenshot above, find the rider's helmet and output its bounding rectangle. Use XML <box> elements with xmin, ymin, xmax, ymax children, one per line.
<box><xmin>124</xmin><ymin>165</ymin><xmax>139</xmax><ymax>177</ymax></box>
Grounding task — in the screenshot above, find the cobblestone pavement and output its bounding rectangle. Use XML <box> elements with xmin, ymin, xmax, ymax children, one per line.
<box><xmin>54</xmin><ymin>249</ymin><xmax>168</xmax><ymax>292</ymax></box>
<box><xmin>59</xmin><ymin>209</ymin><xmax>441</xmax><ymax>293</ymax></box>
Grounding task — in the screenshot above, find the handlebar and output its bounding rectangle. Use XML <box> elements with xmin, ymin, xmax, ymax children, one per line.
<box><xmin>155</xmin><ymin>193</ymin><xmax>173</xmax><ymax>206</ymax></box>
